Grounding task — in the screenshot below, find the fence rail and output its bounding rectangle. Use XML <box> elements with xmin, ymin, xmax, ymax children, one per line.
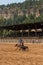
<box><xmin>0</xmin><ymin>37</ymin><xmax>43</xmax><ymax>43</ymax></box>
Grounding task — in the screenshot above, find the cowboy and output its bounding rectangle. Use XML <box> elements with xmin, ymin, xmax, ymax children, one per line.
<box><xmin>18</xmin><ymin>38</ymin><xmax>24</xmax><ymax>46</ymax></box>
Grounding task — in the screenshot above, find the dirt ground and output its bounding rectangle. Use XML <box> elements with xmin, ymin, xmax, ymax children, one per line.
<box><xmin>0</xmin><ymin>43</ymin><xmax>43</xmax><ymax>65</ymax></box>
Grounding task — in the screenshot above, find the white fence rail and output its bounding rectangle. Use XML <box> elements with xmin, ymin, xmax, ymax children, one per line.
<box><xmin>0</xmin><ymin>37</ymin><xmax>43</xmax><ymax>44</ymax></box>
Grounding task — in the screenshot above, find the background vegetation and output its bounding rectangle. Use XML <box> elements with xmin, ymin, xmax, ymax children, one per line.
<box><xmin>0</xmin><ymin>0</ymin><xmax>43</xmax><ymax>37</ymax></box>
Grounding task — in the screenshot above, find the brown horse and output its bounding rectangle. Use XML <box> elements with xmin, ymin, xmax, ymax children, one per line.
<box><xmin>15</xmin><ymin>43</ymin><xmax>28</xmax><ymax>51</ymax></box>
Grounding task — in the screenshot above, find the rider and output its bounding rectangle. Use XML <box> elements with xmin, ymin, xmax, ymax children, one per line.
<box><xmin>18</xmin><ymin>38</ymin><xmax>24</xmax><ymax>46</ymax></box>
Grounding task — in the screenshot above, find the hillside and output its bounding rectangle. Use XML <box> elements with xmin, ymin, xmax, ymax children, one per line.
<box><xmin>0</xmin><ymin>0</ymin><xmax>43</xmax><ymax>26</ymax></box>
<box><xmin>0</xmin><ymin>0</ymin><xmax>43</xmax><ymax>37</ymax></box>
<box><xmin>0</xmin><ymin>0</ymin><xmax>43</xmax><ymax>19</ymax></box>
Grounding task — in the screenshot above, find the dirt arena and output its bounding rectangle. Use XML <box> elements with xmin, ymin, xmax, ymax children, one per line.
<box><xmin>0</xmin><ymin>43</ymin><xmax>43</xmax><ymax>65</ymax></box>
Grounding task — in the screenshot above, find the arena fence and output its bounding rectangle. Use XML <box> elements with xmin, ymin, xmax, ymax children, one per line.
<box><xmin>0</xmin><ymin>37</ymin><xmax>43</xmax><ymax>44</ymax></box>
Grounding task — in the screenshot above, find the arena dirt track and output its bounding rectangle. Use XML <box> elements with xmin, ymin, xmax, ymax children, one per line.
<box><xmin>0</xmin><ymin>43</ymin><xmax>43</xmax><ymax>65</ymax></box>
